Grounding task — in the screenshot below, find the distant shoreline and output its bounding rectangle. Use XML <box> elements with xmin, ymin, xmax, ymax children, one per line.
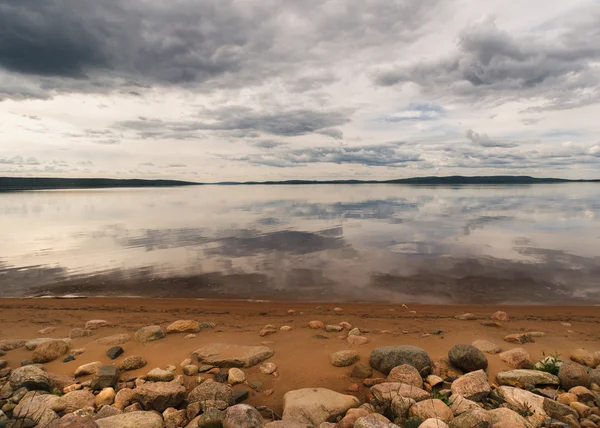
<box><xmin>1</xmin><ymin>175</ymin><xmax>599</xmax><ymax>191</ymax></box>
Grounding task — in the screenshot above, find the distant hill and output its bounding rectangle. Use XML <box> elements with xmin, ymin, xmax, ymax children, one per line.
<box><xmin>1</xmin><ymin>175</ymin><xmax>598</xmax><ymax>191</ymax></box>
<box><xmin>0</xmin><ymin>177</ymin><xmax>198</xmax><ymax>191</ymax></box>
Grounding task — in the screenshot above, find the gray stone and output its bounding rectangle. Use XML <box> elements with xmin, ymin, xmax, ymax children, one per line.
<box><xmin>133</xmin><ymin>381</ymin><xmax>186</xmax><ymax>412</ymax></box>
<box><xmin>282</xmin><ymin>388</ymin><xmax>360</xmax><ymax>426</ymax></box>
<box><xmin>9</xmin><ymin>365</ymin><xmax>51</xmax><ymax>391</ymax></box>
<box><xmin>223</xmin><ymin>404</ymin><xmax>264</xmax><ymax>428</ymax></box>
<box><xmin>106</xmin><ymin>346</ymin><xmax>124</xmax><ymax>360</ymax></box>
<box><xmin>192</xmin><ymin>343</ymin><xmax>274</xmax><ymax>368</ymax></box>
<box><xmin>559</xmin><ymin>361</ymin><xmax>591</xmax><ymax>390</ymax></box>
<box><xmin>134</xmin><ymin>326</ymin><xmax>165</xmax><ymax>343</ymax></box>
<box><xmin>448</xmin><ymin>344</ymin><xmax>488</xmax><ymax>373</ymax></box>
<box><xmin>95</xmin><ymin>411</ymin><xmax>164</xmax><ymax>428</ymax></box>
<box><xmin>91</xmin><ymin>366</ymin><xmax>119</xmax><ymax>390</ymax></box>
<box><xmin>369</xmin><ymin>345</ymin><xmax>432</xmax><ymax>376</ymax></box>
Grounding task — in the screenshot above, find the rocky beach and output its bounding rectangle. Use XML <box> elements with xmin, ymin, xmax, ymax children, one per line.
<box><xmin>0</xmin><ymin>298</ymin><xmax>600</xmax><ymax>427</ymax></box>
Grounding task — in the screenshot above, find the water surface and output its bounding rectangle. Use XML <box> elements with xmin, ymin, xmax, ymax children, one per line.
<box><xmin>1</xmin><ymin>184</ymin><xmax>599</xmax><ymax>304</ymax></box>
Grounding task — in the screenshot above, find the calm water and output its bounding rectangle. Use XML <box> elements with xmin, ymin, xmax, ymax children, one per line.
<box><xmin>1</xmin><ymin>184</ymin><xmax>600</xmax><ymax>304</ymax></box>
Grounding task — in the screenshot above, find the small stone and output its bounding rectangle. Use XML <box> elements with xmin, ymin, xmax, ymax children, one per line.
<box><xmin>63</xmin><ymin>355</ymin><xmax>76</xmax><ymax>363</ymax></box>
<box><xmin>309</xmin><ymin>321</ymin><xmax>325</xmax><ymax>329</ymax></box>
<box><xmin>448</xmin><ymin>344</ymin><xmax>488</xmax><ymax>373</ymax></box>
<box><xmin>233</xmin><ymin>389</ymin><xmax>249</xmax><ymax>403</ymax></box>
<box><xmin>331</xmin><ymin>350</ymin><xmax>360</xmax><ymax>367</ymax></box>
<box><xmin>38</xmin><ymin>327</ymin><xmax>56</xmax><ymax>335</ymax></box>
<box><xmin>571</xmin><ymin>401</ymin><xmax>592</xmax><ymax>418</ymax></box>
<box><xmin>95</xmin><ymin>387</ymin><xmax>116</xmax><ymax>407</ymax></box>
<box><xmin>333</xmin><ymin>307</ymin><xmax>343</xmax><ymax>313</ymax></box>
<box><xmin>106</xmin><ymin>346</ymin><xmax>124</xmax><ymax>360</ymax></box>
<box><xmin>166</xmin><ymin>320</ymin><xmax>201</xmax><ymax>333</ymax></box>
<box><xmin>559</xmin><ymin>361</ymin><xmax>591</xmax><ymax>390</ymax></box>
<box><xmin>504</xmin><ymin>333</ymin><xmax>535</xmax><ymax>344</ymax></box>
<box><xmin>259</xmin><ymin>328</ymin><xmax>277</xmax><ymax>337</ymax></box>
<box><xmin>199</xmin><ymin>322</ymin><xmax>216</xmax><ymax>329</ymax></box>
<box><xmin>198</xmin><ymin>364</ymin><xmax>216</xmax><ymax>373</ymax></box>
<box><xmin>70</xmin><ymin>328</ymin><xmax>93</xmax><ymax>339</ymax></box>
<box><xmin>70</xmin><ymin>348</ymin><xmax>86</xmax><ymax>356</ymax></box>
<box><xmin>94</xmin><ymin>334</ymin><xmax>132</xmax><ymax>346</ymax></box>
<box><xmin>347</xmin><ymin>328</ymin><xmax>361</xmax><ymax>337</ymax></box>
<box><xmin>346</xmin><ymin>383</ymin><xmax>360</xmax><ymax>393</ymax></box>
<box><xmin>387</xmin><ymin>364</ymin><xmax>423</xmax><ymax>388</ymax></box>
<box><xmin>188</xmin><ymin>382</ymin><xmax>235</xmax><ymax>406</ymax></box>
<box><xmin>228</xmin><ymin>368</ymin><xmax>246</xmax><ymax>385</ymax></box>
<box><xmin>264</xmin><ymin>389</ymin><xmax>274</xmax><ymax>396</ymax></box>
<box><xmin>85</xmin><ymin>320</ymin><xmax>108</xmax><ymax>330</ymax></box>
<box><xmin>147</xmin><ymin>368</ymin><xmax>175</xmax><ymax>382</ymax></box>
<box><xmin>347</xmin><ymin>335</ymin><xmax>370</xmax><ymax>346</ymax></box>
<box><xmin>280</xmin><ymin>326</ymin><xmax>293</xmax><ymax>332</ymax></box>
<box><xmin>481</xmin><ymin>321</ymin><xmax>503</xmax><ymax>327</ymax></box>
<box><xmin>184</xmin><ymin>365</ymin><xmax>199</xmax><ymax>376</ymax></box>
<box><xmin>362</xmin><ymin>378</ymin><xmax>386</xmax><ymax>387</ymax></box>
<box><xmin>340</xmin><ymin>322</ymin><xmax>352</xmax><ymax>330</ymax></box>
<box><xmin>369</xmin><ymin>345</ymin><xmax>433</xmax><ymax>376</ymax></box>
<box><xmin>351</xmin><ymin>363</ymin><xmax>373</xmax><ymax>379</ymax></box>
<box><xmin>197</xmin><ymin>407</ymin><xmax>223</xmax><ymax>428</ymax></box>
<box><xmin>571</xmin><ymin>349</ymin><xmax>599</xmax><ymax>368</ymax></box>
<box><xmin>74</xmin><ymin>361</ymin><xmax>103</xmax><ymax>377</ymax></box>
<box><xmin>223</xmin><ymin>404</ymin><xmax>263</xmax><ymax>427</ymax></box>
<box><xmin>185</xmin><ymin>334</ymin><xmax>196</xmax><ymax>339</ymax></box>
<box><xmin>312</xmin><ymin>334</ymin><xmax>329</xmax><ymax>339</ymax></box>
<box><xmin>215</xmin><ymin>371</ymin><xmax>229</xmax><ymax>383</ymax></box>
<box><xmin>91</xmin><ymin>366</ymin><xmax>119</xmax><ymax>390</ymax></box>
<box><xmin>133</xmin><ymin>382</ymin><xmax>186</xmax><ymax>412</ymax></box>
<box><xmin>325</xmin><ymin>325</ymin><xmax>343</xmax><ymax>332</ymax></box>
<box><xmin>499</xmin><ymin>348</ymin><xmax>533</xmax><ymax>369</ymax></box>
<box><xmin>119</xmin><ymin>355</ymin><xmax>147</xmax><ymax>371</ymax></box>
<box><xmin>426</xmin><ymin>375</ymin><xmax>444</xmax><ymax>387</ymax></box>
<box><xmin>491</xmin><ymin>311</ymin><xmax>510</xmax><ymax>321</ymax></box>
<box><xmin>95</xmin><ymin>405</ymin><xmax>122</xmax><ymax>420</ymax></box>
<box><xmin>409</xmin><ymin>399</ymin><xmax>453</xmax><ymax>421</ymax></box>
<box><xmin>450</xmin><ymin>370</ymin><xmax>490</xmax><ymax>402</ymax></box>
<box><xmin>135</xmin><ymin>325</ymin><xmax>165</xmax><ymax>342</ymax></box>
<box><xmin>33</xmin><ymin>339</ymin><xmax>69</xmax><ymax>363</ymax></box>
<box><xmin>260</xmin><ymin>363</ymin><xmax>277</xmax><ymax>375</ymax></box>
<box><xmin>496</xmin><ymin>369</ymin><xmax>559</xmax><ymax>389</ymax></box>
<box><xmin>472</xmin><ymin>339</ymin><xmax>502</xmax><ymax>355</ymax></box>
<box><xmin>455</xmin><ymin>313</ymin><xmax>476</xmax><ymax>320</ymax></box>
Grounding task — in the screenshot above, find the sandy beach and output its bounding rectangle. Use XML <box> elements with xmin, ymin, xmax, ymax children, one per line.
<box><xmin>2</xmin><ymin>297</ymin><xmax>600</xmax><ymax>418</ymax></box>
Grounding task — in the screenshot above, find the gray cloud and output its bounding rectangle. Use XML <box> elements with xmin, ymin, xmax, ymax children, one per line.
<box><xmin>466</xmin><ymin>129</ymin><xmax>519</xmax><ymax>148</ymax></box>
<box><xmin>374</xmin><ymin>9</ymin><xmax>600</xmax><ymax>110</ymax></box>
<box><xmin>117</xmin><ymin>106</ymin><xmax>351</xmax><ymax>139</ymax></box>
<box><xmin>0</xmin><ymin>156</ymin><xmax>40</xmax><ymax>165</ymax></box>
<box><xmin>223</xmin><ymin>142</ymin><xmax>421</xmax><ymax>168</ymax></box>
<box><xmin>250</xmin><ymin>140</ymin><xmax>287</xmax><ymax>150</ymax></box>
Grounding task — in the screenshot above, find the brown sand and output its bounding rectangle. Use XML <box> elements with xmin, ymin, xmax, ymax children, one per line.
<box><xmin>1</xmin><ymin>298</ymin><xmax>599</xmax><ymax>414</ymax></box>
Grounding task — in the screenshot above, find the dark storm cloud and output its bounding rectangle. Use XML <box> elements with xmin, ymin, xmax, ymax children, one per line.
<box><xmin>223</xmin><ymin>142</ymin><xmax>421</xmax><ymax>168</ymax></box>
<box><xmin>374</xmin><ymin>8</ymin><xmax>600</xmax><ymax>110</ymax></box>
<box><xmin>0</xmin><ymin>0</ymin><xmax>441</xmax><ymax>100</ymax></box>
<box><xmin>116</xmin><ymin>107</ymin><xmax>351</xmax><ymax>139</ymax></box>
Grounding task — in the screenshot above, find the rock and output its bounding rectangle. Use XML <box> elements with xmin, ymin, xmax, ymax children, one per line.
<box><xmin>95</xmin><ymin>405</ymin><xmax>122</xmax><ymax>420</ymax></box>
<box><xmin>70</xmin><ymin>348</ymin><xmax>86</xmax><ymax>356</ymax></box>
<box><xmin>260</xmin><ymin>363</ymin><xmax>277</xmax><ymax>375</ymax></box>
<box><xmin>571</xmin><ymin>349</ymin><xmax>599</xmax><ymax>368</ymax></box>
<box><xmin>85</xmin><ymin>320</ymin><xmax>108</xmax><ymax>330</ymax></box>
<box><xmin>91</xmin><ymin>366</ymin><xmax>119</xmax><ymax>390</ymax></box>
<box><xmin>197</xmin><ymin>407</ymin><xmax>223</xmax><ymax>428</ymax></box>
<box><xmin>351</xmin><ymin>363</ymin><xmax>373</xmax><ymax>379</ymax></box>
<box><xmin>199</xmin><ymin>322</ymin><xmax>216</xmax><ymax>329</ymax></box>
<box><xmin>491</xmin><ymin>311</ymin><xmax>510</xmax><ymax>321</ymax></box>
<box><xmin>282</xmin><ymin>388</ymin><xmax>360</xmax><ymax>425</ymax></box>
<box><xmin>56</xmin><ymin>413</ymin><xmax>100</xmax><ymax>427</ymax></box>
<box><xmin>331</xmin><ymin>350</ymin><xmax>360</xmax><ymax>367</ymax></box>
<box><xmin>472</xmin><ymin>340</ymin><xmax>502</xmax><ymax>355</ymax></box>
<box><xmin>559</xmin><ymin>362</ymin><xmax>591</xmax><ymax>390</ymax></box>
<box><xmin>223</xmin><ymin>404</ymin><xmax>264</xmax><ymax>427</ymax></box>
<box><xmin>134</xmin><ymin>381</ymin><xmax>186</xmax><ymax>411</ymax></box>
<box><xmin>13</xmin><ymin>392</ymin><xmax>61</xmax><ymax>423</ymax></box>
<box><xmin>371</xmin><ymin>382</ymin><xmax>430</xmax><ymax>406</ymax></box>
<box><xmin>450</xmin><ymin>370</ymin><xmax>490</xmax><ymax>402</ymax></box>
<box><xmin>409</xmin><ymin>399</ymin><xmax>453</xmax><ymax>421</ymax></box>
<box><xmin>95</xmin><ymin>411</ymin><xmax>164</xmax><ymax>428</ymax></box>
<box><xmin>162</xmin><ymin>408</ymin><xmax>186</xmax><ymax>428</ymax></box>
<box><xmin>481</xmin><ymin>321</ymin><xmax>503</xmax><ymax>328</ymax></box>
<box><xmin>9</xmin><ymin>365</ymin><xmax>50</xmax><ymax>390</ymax></box>
<box><xmin>75</xmin><ymin>362</ymin><xmax>103</xmax><ymax>377</ymax></box>
<box><xmin>390</xmin><ymin>395</ymin><xmax>416</xmax><ymax>419</ymax></box>
<box><xmin>449</xmin><ymin>408</ymin><xmax>491</xmax><ymax>428</ymax></box>
<box><xmin>166</xmin><ymin>320</ymin><xmax>201</xmax><ymax>333</ymax></box>
<box><xmin>183</xmin><ymin>365</ymin><xmax>199</xmax><ymax>376</ymax></box>
<box><xmin>94</xmin><ymin>334</ymin><xmax>132</xmax><ymax>346</ymax></box>
<box><xmin>569</xmin><ymin>386</ymin><xmax>596</xmax><ymax>404</ymax></box>
<box><xmin>260</xmin><ymin>327</ymin><xmax>277</xmax><ymax>337</ymax></box>
<box><xmin>124</xmin><ymin>403</ymin><xmax>144</xmax><ymax>413</ymax></box>
<box><xmin>192</xmin><ymin>343</ymin><xmax>274</xmax><ymax>368</ymax></box>
<box><xmin>228</xmin><ymin>368</ymin><xmax>246</xmax><ymax>385</ymax></box>
<box><xmin>347</xmin><ymin>336</ymin><xmax>370</xmax><ymax>346</ymax></box>
<box><xmin>325</xmin><ymin>325</ymin><xmax>343</xmax><ymax>333</ymax></box>
<box><xmin>185</xmin><ymin>334</ymin><xmax>196</xmax><ymax>339</ymax></box>
<box><xmin>0</xmin><ymin>339</ymin><xmax>27</xmax><ymax>351</ymax></box>
<box><xmin>24</xmin><ymin>337</ymin><xmax>70</xmax><ymax>351</ymax></box>
<box><xmin>488</xmin><ymin>407</ymin><xmax>529</xmax><ymax>427</ymax></box>
<box><xmin>354</xmin><ymin>413</ymin><xmax>394</xmax><ymax>427</ymax></box>
<box><xmin>117</xmin><ymin>356</ymin><xmax>146</xmax><ymax>372</ymax></box>
<box><xmin>590</xmin><ymin>369</ymin><xmax>600</xmax><ymax>386</ymax></box>
<box><xmin>147</xmin><ymin>368</ymin><xmax>175</xmax><ymax>382</ymax></box>
<box><xmin>496</xmin><ymin>369</ymin><xmax>559</xmax><ymax>389</ymax></box>
<box><xmin>449</xmin><ymin>344</ymin><xmax>488</xmax><ymax>373</ymax></box>
<box><xmin>69</xmin><ymin>328</ymin><xmax>93</xmax><ymax>339</ymax></box>
<box><xmin>59</xmin><ymin>389</ymin><xmax>95</xmax><ymax>413</ymax></box>
<box><xmin>570</xmin><ymin>401</ymin><xmax>591</xmax><ymax>418</ymax></box>
<box><xmin>114</xmin><ymin>388</ymin><xmax>136</xmax><ymax>409</ymax></box>
<box><xmin>64</xmin><ymin>355</ymin><xmax>76</xmax><ymax>363</ymax></box>
<box><xmin>496</xmin><ymin>386</ymin><xmax>547</xmax><ymax>427</ymax></box>
<box><xmin>38</xmin><ymin>327</ymin><xmax>56</xmax><ymax>335</ymax></box>
<box><xmin>134</xmin><ymin>326</ymin><xmax>165</xmax><ymax>342</ymax></box>
<box><xmin>280</xmin><ymin>326</ymin><xmax>292</xmax><ymax>332</ymax></box>
<box><xmin>348</xmin><ymin>328</ymin><xmax>361</xmax><ymax>336</ymax></box>
<box><xmin>233</xmin><ymin>389</ymin><xmax>249</xmax><ymax>403</ymax></box>
<box><xmin>33</xmin><ymin>339</ymin><xmax>69</xmax><ymax>363</ymax></box>
<box><xmin>95</xmin><ymin>387</ymin><xmax>116</xmax><ymax>407</ymax></box>
<box><xmin>387</xmin><ymin>364</ymin><xmax>424</xmax><ymax>388</ymax></box>
<box><xmin>448</xmin><ymin>394</ymin><xmax>481</xmax><ymax>416</ymax></box>
<box><xmin>369</xmin><ymin>345</ymin><xmax>433</xmax><ymax>376</ymax></box>
<box><xmin>264</xmin><ymin>422</ymin><xmax>312</xmax><ymax>428</ymax></box>
<box><xmin>309</xmin><ymin>321</ymin><xmax>325</xmax><ymax>329</ymax></box>
<box><xmin>456</xmin><ymin>313</ymin><xmax>476</xmax><ymax>320</ymax></box>
<box><xmin>188</xmin><ymin>382</ymin><xmax>235</xmax><ymax>406</ymax></box>
<box><xmin>504</xmin><ymin>334</ymin><xmax>534</xmax><ymax>344</ymax></box>
<box><xmin>499</xmin><ymin>348</ymin><xmax>532</xmax><ymax>369</ymax></box>
<box><xmin>106</xmin><ymin>346</ymin><xmax>124</xmax><ymax>360</ymax></box>
<box><xmin>421</xmin><ymin>419</ymin><xmax>450</xmax><ymax>428</ymax></box>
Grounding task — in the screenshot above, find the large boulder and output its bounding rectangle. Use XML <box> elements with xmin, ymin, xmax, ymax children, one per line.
<box><xmin>495</xmin><ymin>386</ymin><xmax>547</xmax><ymax>427</ymax></box>
<box><xmin>192</xmin><ymin>343</ymin><xmax>274</xmax><ymax>368</ymax></box>
<box><xmin>448</xmin><ymin>344</ymin><xmax>488</xmax><ymax>373</ymax></box>
<box><xmin>282</xmin><ymin>388</ymin><xmax>360</xmax><ymax>425</ymax></box>
<box><xmin>387</xmin><ymin>364</ymin><xmax>424</xmax><ymax>388</ymax></box>
<box><xmin>134</xmin><ymin>326</ymin><xmax>165</xmax><ymax>342</ymax></box>
<box><xmin>409</xmin><ymin>399</ymin><xmax>453</xmax><ymax>421</ymax></box>
<box><xmin>9</xmin><ymin>365</ymin><xmax>51</xmax><ymax>390</ymax></box>
<box><xmin>95</xmin><ymin>411</ymin><xmax>164</xmax><ymax>428</ymax></box>
<box><xmin>370</xmin><ymin>382</ymin><xmax>430</xmax><ymax>406</ymax></box>
<box><xmin>496</xmin><ymin>370</ymin><xmax>559</xmax><ymax>389</ymax></box>
<box><xmin>558</xmin><ymin>362</ymin><xmax>591</xmax><ymax>390</ymax></box>
<box><xmin>450</xmin><ymin>370</ymin><xmax>490</xmax><ymax>402</ymax></box>
<box><xmin>134</xmin><ymin>382</ymin><xmax>186</xmax><ymax>412</ymax></box>
<box><xmin>32</xmin><ymin>339</ymin><xmax>69</xmax><ymax>363</ymax></box>
<box><xmin>223</xmin><ymin>404</ymin><xmax>265</xmax><ymax>428</ymax></box>
<box><xmin>188</xmin><ymin>381</ymin><xmax>235</xmax><ymax>406</ymax></box>
<box><xmin>166</xmin><ymin>320</ymin><xmax>201</xmax><ymax>333</ymax></box>
<box><xmin>369</xmin><ymin>345</ymin><xmax>432</xmax><ymax>376</ymax></box>
<box><xmin>13</xmin><ymin>392</ymin><xmax>62</xmax><ymax>422</ymax></box>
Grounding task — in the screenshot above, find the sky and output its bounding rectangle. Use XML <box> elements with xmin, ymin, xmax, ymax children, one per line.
<box><xmin>1</xmin><ymin>0</ymin><xmax>599</xmax><ymax>182</ymax></box>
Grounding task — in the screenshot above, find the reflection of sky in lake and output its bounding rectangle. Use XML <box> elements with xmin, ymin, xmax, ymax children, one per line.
<box><xmin>1</xmin><ymin>184</ymin><xmax>599</xmax><ymax>303</ymax></box>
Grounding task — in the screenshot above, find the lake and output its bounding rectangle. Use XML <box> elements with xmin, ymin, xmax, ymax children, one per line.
<box><xmin>1</xmin><ymin>184</ymin><xmax>599</xmax><ymax>304</ymax></box>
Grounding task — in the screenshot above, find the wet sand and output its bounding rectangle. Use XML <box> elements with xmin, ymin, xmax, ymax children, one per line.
<box><xmin>1</xmin><ymin>298</ymin><xmax>600</xmax><ymax>414</ymax></box>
